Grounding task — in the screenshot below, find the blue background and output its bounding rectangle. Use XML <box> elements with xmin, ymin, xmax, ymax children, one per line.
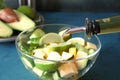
<box><xmin>0</xmin><ymin>12</ymin><xmax>120</xmax><ymax>80</ymax></box>
<box><xmin>0</xmin><ymin>0</ymin><xmax>120</xmax><ymax>80</ymax></box>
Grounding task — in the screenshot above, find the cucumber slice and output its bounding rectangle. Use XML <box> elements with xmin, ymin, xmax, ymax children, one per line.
<box><xmin>53</xmin><ymin>71</ymin><xmax>61</xmax><ymax>80</ymax></box>
<box><xmin>41</xmin><ymin>72</ymin><xmax>54</xmax><ymax>80</ymax></box>
<box><xmin>75</xmin><ymin>51</ymin><xmax>88</xmax><ymax>70</ymax></box>
<box><xmin>32</xmin><ymin>67</ymin><xmax>43</xmax><ymax>77</ymax></box>
<box><xmin>28</xmin><ymin>28</ymin><xmax>45</xmax><ymax>44</ymax></box>
<box><xmin>74</xmin><ymin>43</ymin><xmax>88</xmax><ymax>53</ymax></box>
<box><xmin>53</xmin><ymin>70</ymin><xmax>77</xmax><ymax>80</ymax></box>
<box><xmin>33</xmin><ymin>48</ymin><xmax>46</xmax><ymax>59</ymax></box>
<box><xmin>34</xmin><ymin>59</ymin><xmax>60</xmax><ymax>72</ymax></box>
<box><xmin>21</xmin><ymin>55</ymin><xmax>35</xmax><ymax>69</ymax></box>
<box><xmin>61</xmin><ymin>52</ymin><xmax>74</xmax><ymax>60</ymax></box>
<box><xmin>47</xmin><ymin>42</ymin><xmax>72</xmax><ymax>54</ymax></box>
<box><xmin>88</xmin><ymin>48</ymin><xmax>96</xmax><ymax>60</ymax></box>
<box><xmin>47</xmin><ymin>51</ymin><xmax>61</xmax><ymax>60</ymax></box>
<box><xmin>88</xmin><ymin>48</ymin><xmax>96</xmax><ymax>55</ymax></box>
<box><xmin>30</xmin><ymin>28</ymin><xmax>45</xmax><ymax>39</ymax></box>
<box><xmin>67</xmin><ymin>37</ymin><xmax>88</xmax><ymax>53</ymax></box>
<box><xmin>85</xmin><ymin>42</ymin><xmax>97</xmax><ymax>50</ymax></box>
<box><xmin>53</xmin><ymin>71</ymin><xmax>70</xmax><ymax>80</ymax></box>
<box><xmin>67</xmin><ymin>37</ymin><xmax>85</xmax><ymax>46</ymax></box>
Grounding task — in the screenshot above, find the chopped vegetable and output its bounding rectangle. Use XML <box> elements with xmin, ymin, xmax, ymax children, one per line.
<box><xmin>19</xmin><ymin>28</ymin><xmax>98</xmax><ymax>80</ymax></box>
<box><xmin>58</xmin><ymin>62</ymin><xmax>78</xmax><ymax>78</ymax></box>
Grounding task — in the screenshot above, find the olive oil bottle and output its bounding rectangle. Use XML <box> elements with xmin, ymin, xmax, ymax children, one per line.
<box><xmin>96</xmin><ymin>16</ymin><xmax>120</xmax><ymax>34</ymax></box>
<box><xmin>66</xmin><ymin>15</ymin><xmax>120</xmax><ymax>37</ymax></box>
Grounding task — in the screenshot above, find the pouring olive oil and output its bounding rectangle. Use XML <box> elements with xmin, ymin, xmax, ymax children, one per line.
<box><xmin>65</xmin><ymin>15</ymin><xmax>120</xmax><ymax>37</ymax></box>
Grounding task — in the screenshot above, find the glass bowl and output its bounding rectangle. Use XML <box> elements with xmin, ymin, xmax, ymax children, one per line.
<box><xmin>15</xmin><ymin>24</ymin><xmax>101</xmax><ymax>80</ymax></box>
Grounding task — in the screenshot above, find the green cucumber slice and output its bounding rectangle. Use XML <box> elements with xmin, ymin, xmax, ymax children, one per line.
<box><xmin>34</xmin><ymin>59</ymin><xmax>60</xmax><ymax>72</ymax></box>
<box><xmin>61</xmin><ymin>52</ymin><xmax>74</xmax><ymax>60</ymax></box>
<box><xmin>75</xmin><ymin>51</ymin><xmax>88</xmax><ymax>70</ymax></box>
<box><xmin>41</xmin><ymin>72</ymin><xmax>54</xmax><ymax>80</ymax></box>
<box><xmin>53</xmin><ymin>71</ymin><xmax>61</xmax><ymax>80</ymax></box>
<box><xmin>30</xmin><ymin>28</ymin><xmax>45</xmax><ymax>39</ymax></box>
<box><xmin>21</xmin><ymin>55</ymin><xmax>35</xmax><ymax>69</ymax></box>
<box><xmin>33</xmin><ymin>67</ymin><xmax>43</xmax><ymax>77</ymax></box>
<box><xmin>48</xmin><ymin>42</ymin><xmax>72</xmax><ymax>54</ymax></box>
<box><xmin>67</xmin><ymin>37</ymin><xmax>85</xmax><ymax>46</ymax></box>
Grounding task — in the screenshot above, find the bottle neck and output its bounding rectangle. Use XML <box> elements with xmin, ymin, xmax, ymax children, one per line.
<box><xmin>86</xmin><ymin>16</ymin><xmax>120</xmax><ymax>37</ymax></box>
<box><xmin>85</xmin><ymin>18</ymin><xmax>100</xmax><ymax>37</ymax></box>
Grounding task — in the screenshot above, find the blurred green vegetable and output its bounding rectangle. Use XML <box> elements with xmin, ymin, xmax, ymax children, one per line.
<box><xmin>0</xmin><ymin>0</ymin><xmax>6</xmax><ymax>9</ymax></box>
<box><xmin>17</xmin><ymin>5</ymin><xmax>35</xmax><ymax>19</ymax></box>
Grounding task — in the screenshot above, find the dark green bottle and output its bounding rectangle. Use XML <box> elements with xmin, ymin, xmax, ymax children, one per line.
<box><xmin>85</xmin><ymin>16</ymin><xmax>120</xmax><ymax>37</ymax></box>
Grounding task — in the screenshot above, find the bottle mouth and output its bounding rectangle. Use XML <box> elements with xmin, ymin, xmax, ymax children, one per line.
<box><xmin>61</xmin><ymin>18</ymin><xmax>101</xmax><ymax>38</ymax></box>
